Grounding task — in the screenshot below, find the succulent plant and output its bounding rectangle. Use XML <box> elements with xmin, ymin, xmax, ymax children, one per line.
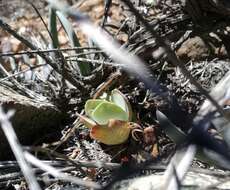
<box><xmin>78</xmin><ymin>89</ymin><xmax>136</xmax><ymax>145</ymax></box>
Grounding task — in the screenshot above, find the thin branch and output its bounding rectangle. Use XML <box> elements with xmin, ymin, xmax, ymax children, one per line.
<box><xmin>0</xmin><ymin>63</ymin><xmax>46</xmax><ymax>82</ymax></box>
<box><xmin>0</xmin><ymin>63</ymin><xmax>46</xmax><ymax>101</ymax></box>
<box><xmin>24</xmin><ymin>152</ymin><xmax>101</xmax><ymax>189</ymax></box>
<box><xmin>120</xmin><ymin>0</ymin><xmax>226</xmax><ymax>118</ymax></box>
<box><xmin>163</xmin><ymin>144</ymin><xmax>197</xmax><ymax>190</ymax></box>
<box><xmin>67</xmin><ymin>57</ymin><xmax>113</xmax><ymax>65</ymax></box>
<box><xmin>29</xmin><ymin>2</ymin><xmax>54</xmax><ymax>42</ymax></box>
<box><xmin>0</xmin><ymin>107</ymin><xmax>41</xmax><ymax>190</ymax></box>
<box><xmin>0</xmin><ymin>47</ymin><xmax>99</xmax><ymax>57</ymax></box>
<box><xmin>29</xmin><ymin>146</ymin><xmax>121</xmax><ymax>170</ymax></box>
<box><xmin>0</xmin><ymin>18</ymin><xmax>87</xmax><ymax>91</ymax></box>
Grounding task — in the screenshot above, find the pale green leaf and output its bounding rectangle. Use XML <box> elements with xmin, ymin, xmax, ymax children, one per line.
<box><xmin>85</xmin><ymin>99</ymin><xmax>107</xmax><ymax>118</ymax></box>
<box><xmin>91</xmin><ymin>102</ymin><xmax>129</xmax><ymax>125</ymax></box>
<box><xmin>110</xmin><ymin>89</ymin><xmax>132</xmax><ymax>121</ymax></box>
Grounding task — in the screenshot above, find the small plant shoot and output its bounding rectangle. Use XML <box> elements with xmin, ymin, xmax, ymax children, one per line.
<box><xmin>78</xmin><ymin>89</ymin><xmax>137</xmax><ymax>145</ymax></box>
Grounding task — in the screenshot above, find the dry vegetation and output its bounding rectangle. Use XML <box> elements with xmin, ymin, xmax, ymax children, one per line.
<box><xmin>0</xmin><ymin>0</ymin><xmax>230</xmax><ymax>189</ymax></box>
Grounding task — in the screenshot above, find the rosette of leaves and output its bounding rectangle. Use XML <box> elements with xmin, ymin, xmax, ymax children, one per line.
<box><xmin>78</xmin><ymin>89</ymin><xmax>136</xmax><ymax>145</ymax></box>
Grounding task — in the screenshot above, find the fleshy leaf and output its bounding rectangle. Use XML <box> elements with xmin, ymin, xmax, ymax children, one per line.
<box><xmin>85</xmin><ymin>99</ymin><xmax>107</xmax><ymax>118</ymax></box>
<box><xmin>90</xmin><ymin>119</ymin><xmax>131</xmax><ymax>145</ymax></box>
<box><xmin>56</xmin><ymin>11</ymin><xmax>92</xmax><ymax>76</ymax></box>
<box><xmin>156</xmin><ymin>110</ymin><xmax>186</xmax><ymax>144</ymax></box>
<box><xmin>76</xmin><ymin>113</ymin><xmax>97</xmax><ymax>128</ymax></box>
<box><xmin>110</xmin><ymin>89</ymin><xmax>132</xmax><ymax>121</ymax></box>
<box><xmin>91</xmin><ymin>101</ymin><xmax>129</xmax><ymax>125</ymax></box>
<box><xmin>49</xmin><ymin>8</ymin><xmax>59</xmax><ymax>48</ymax></box>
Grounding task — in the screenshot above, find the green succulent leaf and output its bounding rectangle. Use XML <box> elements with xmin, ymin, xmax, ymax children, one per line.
<box><xmin>49</xmin><ymin>8</ymin><xmax>59</xmax><ymax>48</ymax></box>
<box><xmin>81</xmin><ymin>89</ymin><xmax>133</xmax><ymax>145</ymax></box>
<box><xmin>91</xmin><ymin>102</ymin><xmax>129</xmax><ymax>125</ymax></box>
<box><xmin>156</xmin><ymin>110</ymin><xmax>186</xmax><ymax>144</ymax></box>
<box><xmin>110</xmin><ymin>89</ymin><xmax>132</xmax><ymax>121</ymax></box>
<box><xmin>56</xmin><ymin>11</ymin><xmax>92</xmax><ymax>76</ymax></box>
<box><xmin>85</xmin><ymin>99</ymin><xmax>107</xmax><ymax>118</ymax></box>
